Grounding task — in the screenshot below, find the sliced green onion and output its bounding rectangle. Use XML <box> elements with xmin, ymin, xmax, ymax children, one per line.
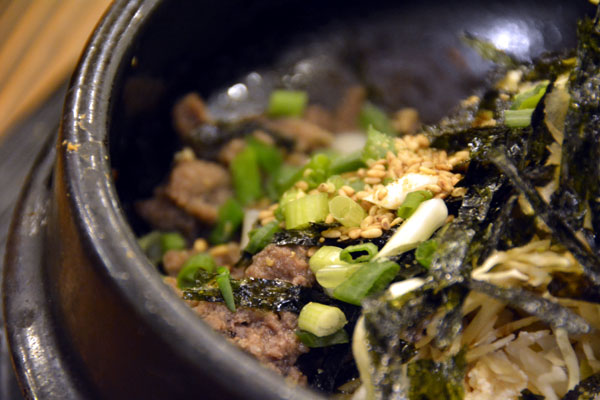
<box><xmin>358</xmin><ymin>102</ymin><xmax>394</xmax><ymax>134</ymax></box>
<box><xmin>309</xmin><ymin>246</ymin><xmax>346</xmax><ymax>273</ymax></box>
<box><xmin>209</xmin><ymin>198</ymin><xmax>244</xmax><ymax>245</ymax></box>
<box><xmin>510</xmin><ymin>80</ymin><xmax>549</xmax><ymax>110</ymax></box>
<box><xmin>296</xmin><ymin>329</ymin><xmax>349</xmax><ymax>348</ymax></box>
<box><xmin>376</xmin><ymin>198</ymin><xmax>448</xmax><ymax>259</ymax></box>
<box><xmin>274</xmin><ymin>164</ymin><xmax>304</xmax><ymax>194</ymax></box>
<box><xmin>504</xmin><ymin>109</ymin><xmax>534</xmax><ymax>128</ymax></box>
<box><xmin>329</xmin><ymin>196</ymin><xmax>366</xmax><ymax>228</ymax></box>
<box><xmin>284</xmin><ymin>192</ymin><xmax>329</xmax><ymax>229</ymax></box>
<box><xmin>298</xmin><ymin>302</ymin><xmax>348</xmax><ymax>337</ymax></box>
<box><xmin>333</xmin><ymin>260</ymin><xmax>400</xmax><ymax>305</ymax></box>
<box><xmin>244</xmin><ymin>220</ymin><xmax>281</xmax><ymax>255</ymax></box>
<box><xmin>160</xmin><ymin>232</ymin><xmax>186</xmax><ymax>254</ymax></box>
<box><xmin>415</xmin><ymin>239</ymin><xmax>439</xmax><ymax>269</ymax></box>
<box><xmin>316</xmin><ymin>263</ymin><xmax>362</xmax><ymax>289</ymax></box>
<box><xmin>247</xmin><ymin>137</ymin><xmax>283</xmax><ymax>172</ymax></box>
<box><xmin>397</xmin><ymin>190</ymin><xmax>433</xmax><ymax>219</ymax></box>
<box><xmin>138</xmin><ymin>231</ymin><xmax>163</xmax><ymax>264</ymax></box>
<box><xmin>304</xmin><ymin>153</ymin><xmax>331</xmax><ymax>189</ymax></box>
<box><xmin>347</xmin><ymin>178</ymin><xmax>365</xmax><ymax>192</ymax></box>
<box><xmin>340</xmin><ymin>243</ymin><xmax>379</xmax><ymax>263</ymax></box>
<box><xmin>231</xmin><ymin>146</ymin><xmax>262</xmax><ymax>205</ymax></box>
<box><xmin>177</xmin><ymin>253</ymin><xmax>217</xmax><ymax>288</ymax></box>
<box><xmin>361</xmin><ymin>125</ymin><xmax>395</xmax><ymax>162</ymax></box>
<box><xmin>327</xmin><ymin>175</ymin><xmax>346</xmax><ymax>190</ymax></box>
<box><xmin>267</xmin><ymin>89</ymin><xmax>308</xmax><ymax>117</ymax></box>
<box><xmin>216</xmin><ymin>267</ymin><xmax>236</xmax><ymax>312</ymax></box>
<box><xmin>329</xmin><ymin>150</ymin><xmax>366</xmax><ymax>175</ymax></box>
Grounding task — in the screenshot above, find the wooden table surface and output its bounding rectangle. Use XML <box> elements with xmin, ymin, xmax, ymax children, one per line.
<box><xmin>0</xmin><ymin>0</ymin><xmax>112</xmax><ymax>140</ymax></box>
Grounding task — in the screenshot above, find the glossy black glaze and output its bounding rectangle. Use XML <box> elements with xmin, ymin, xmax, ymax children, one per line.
<box><xmin>3</xmin><ymin>0</ymin><xmax>594</xmax><ymax>399</ymax></box>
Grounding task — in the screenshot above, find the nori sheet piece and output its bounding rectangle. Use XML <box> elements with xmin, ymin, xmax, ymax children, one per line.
<box><xmin>407</xmin><ymin>350</ymin><xmax>466</xmax><ymax>400</ymax></box>
<box><xmin>469</xmin><ymin>279</ymin><xmax>593</xmax><ymax>335</ymax></box>
<box><xmin>554</xmin><ymin>10</ymin><xmax>600</xmax><ymax>236</ymax></box>
<box><xmin>183</xmin><ymin>275</ymin><xmax>305</xmax><ymax>312</ymax></box>
<box><xmin>488</xmin><ymin>146</ymin><xmax>600</xmax><ymax>285</ymax></box>
<box><xmin>548</xmin><ymin>272</ymin><xmax>600</xmax><ymax>304</ymax></box>
<box><xmin>562</xmin><ymin>372</ymin><xmax>600</xmax><ymax>400</ymax></box>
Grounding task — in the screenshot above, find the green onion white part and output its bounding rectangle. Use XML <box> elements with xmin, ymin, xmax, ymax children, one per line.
<box><xmin>298</xmin><ymin>302</ymin><xmax>348</xmax><ymax>337</ymax></box>
<box><xmin>375</xmin><ymin>198</ymin><xmax>448</xmax><ymax>259</ymax></box>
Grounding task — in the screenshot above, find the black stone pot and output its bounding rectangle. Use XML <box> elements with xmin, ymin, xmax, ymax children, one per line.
<box><xmin>3</xmin><ymin>1</ymin><xmax>594</xmax><ymax>399</ymax></box>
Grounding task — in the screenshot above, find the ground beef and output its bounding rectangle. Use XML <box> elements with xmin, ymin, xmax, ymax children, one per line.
<box><xmin>334</xmin><ymin>85</ymin><xmax>366</xmax><ymax>132</ymax></box>
<box><xmin>304</xmin><ymin>104</ymin><xmax>335</xmax><ymax>132</ymax></box>
<box><xmin>173</xmin><ymin>93</ymin><xmax>213</xmax><ymax>137</ymax></box>
<box><xmin>209</xmin><ymin>242</ymin><xmax>242</xmax><ymax>267</ymax></box>
<box><xmin>162</xmin><ymin>249</ymin><xmax>193</xmax><ymax>276</ymax></box>
<box><xmin>193</xmin><ymin>301</ymin><xmax>308</xmax><ymax>384</ymax></box>
<box><xmin>165</xmin><ymin>159</ymin><xmax>232</xmax><ymax>224</ymax></box>
<box><xmin>135</xmin><ymin>187</ymin><xmax>198</xmax><ymax>237</ymax></box>
<box><xmin>217</xmin><ymin>138</ymin><xmax>246</xmax><ymax>165</ymax></box>
<box><xmin>245</xmin><ymin>244</ymin><xmax>315</xmax><ymax>287</ymax></box>
<box><xmin>265</xmin><ymin>118</ymin><xmax>333</xmax><ymax>152</ymax></box>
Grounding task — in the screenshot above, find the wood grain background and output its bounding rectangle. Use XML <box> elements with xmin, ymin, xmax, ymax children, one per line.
<box><xmin>0</xmin><ymin>0</ymin><xmax>112</xmax><ymax>140</ymax></box>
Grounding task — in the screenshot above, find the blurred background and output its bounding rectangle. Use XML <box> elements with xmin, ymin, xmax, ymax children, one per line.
<box><xmin>0</xmin><ymin>1</ymin><xmax>111</xmax><ymax>398</ymax></box>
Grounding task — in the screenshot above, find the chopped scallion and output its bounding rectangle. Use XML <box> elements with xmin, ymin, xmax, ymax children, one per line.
<box><xmin>295</xmin><ymin>329</ymin><xmax>349</xmax><ymax>348</ymax></box>
<box><xmin>298</xmin><ymin>302</ymin><xmax>348</xmax><ymax>337</ymax></box>
<box><xmin>327</xmin><ymin>175</ymin><xmax>346</xmax><ymax>190</ymax></box>
<box><xmin>247</xmin><ymin>137</ymin><xmax>283</xmax><ymax>172</ymax></box>
<box><xmin>397</xmin><ymin>190</ymin><xmax>433</xmax><ymax>219</ymax></box>
<box><xmin>358</xmin><ymin>102</ymin><xmax>394</xmax><ymax>134</ymax></box>
<box><xmin>284</xmin><ymin>192</ymin><xmax>329</xmax><ymax>229</ymax></box>
<box><xmin>316</xmin><ymin>263</ymin><xmax>362</xmax><ymax>289</ymax></box>
<box><xmin>216</xmin><ymin>267</ymin><xmax>236</xmax><ymax>312</ymax></box>
<box><xmin>504</xmin><ymin>109</ymin><xmax>534</xmax><ymax>128</ymax></box>
<box><xmin>231</xmin><ymin>146</ymin><xmax>262</xmax><ymax>205</ymax></box>
<box><xmin>209</xmin><ymin>198</ymin><xmax>244</xmax><ymax>245</ymax></box>
<box><xmin>274</xmin><ymin>164</ymin><xmax>304</xmax><ymax>195</ymax></box>
<box><xmin>415</xmin><ymin>239</ymin><xmax>439</xmax><ymax>269</ymax></box>
<box><xmin>329</xmin><ymin>196</ymin><xmax>366</xmax><ymax>228</ymax></box>
<box><xmin>138</xmin><ymin>231</ymin><xmax>163</xmax><ymax>264</ymax></box>
<box><xmin>361</xmin><ymin>125</ymin><xmax>396</xmax><ymax>162</ymax></box>
<box><xmin>267</xmin><ymin>89</ymin><xmax>308</xmax><ymax>117</ymax></box>
<box><xmin>340</xmin><ymin>243</ymin><xmax>379</xmax><ymax>263</ymax></box>
<box><xmin>510</xmin><ymin>81</ymin><xmax>549</xmax><ymax>110</ymax></box>
<box><xmin>376</xmin><ymin>198</ymin><xmax>448</xmax><ymax>259</ymax></box>
<box><xmin>333</xmin><ymin>260</ymin><xmax>400</xmax><ymax>305</ymax></box>
<box><xmin>244</xmin><ymin>220</ymin><xmax>281</xmax><ymax>254</ymax></box>
<box><xmin>160</xmin><ymin>232</ymin><xmax>186</xmax><ymax>254</ymax></box>
<box><xmin>329</xmin><ymin>150</ymin><xmax>366</xmax><ymax>175</ymax></box>
<box><xmin>309</xmin><ymin>246</ymin><xmax>346</xmax><ymax>273</ymax></box>
<box><xmin>304</xmin><ymin>153</ymin><xmax>331</xmax><ymax>189</ymax></box>
<box><xmin>177</xmin><ymin>253</ymin><xmax>217</xmax><ymax>288</ymax></box>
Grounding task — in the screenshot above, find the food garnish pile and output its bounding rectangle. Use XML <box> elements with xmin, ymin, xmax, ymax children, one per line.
<box><xmin>135</xmin><ymin>8</ymin><xmax>600</xmax><ymax>400</ymax></box>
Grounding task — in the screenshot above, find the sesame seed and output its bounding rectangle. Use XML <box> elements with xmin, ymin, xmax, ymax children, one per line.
<box><xmin>193</xmin><ymin>239</ymin><xmax>208</xmax><ymax>252</ymax></box>
<box><xmin>341</xmin><ymin>185</ymin><xmax>355</xmax><ymax>196</ymax></box>
<box><xmin>322</xmin><ymin>229</ymin><xmax>341</xmax><ymax>239</ymax></box>
<box><xmin>295</xmin><ymin>180</ymin><xmax>309</xmax><ymax>191</ymax></box>
<box><xmin>361</xmin><ymin>227</ymin><xmax>383</xmax><ymax>239</ymax></box>
<box><xmin>348</xmin><ymin>228</ymin><xmax>361</xmax><ymax>239</ymax></box>
<box><xmin>364</xmin><ymin>177</ymin><xmax>381</xmax><ymax>185</ymax></box>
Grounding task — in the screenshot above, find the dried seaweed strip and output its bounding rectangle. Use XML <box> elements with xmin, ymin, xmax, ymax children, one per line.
<box><xmin>555</xmin><ymin>13</ymin><xmax>600</xmax><ymax>231</ymax></box>
<box><xmin>469</xmin><ymin>279</ymin><xmax>592</xmax><ymax>335</ymax></box>
<box><xmin>183</xmin><ymin>276</ymin><xmax>304</xmax><ymax>312</ymax></box>
<box><xmin>562</xmin><ymin>372</ymin><xmax>600</xmax><ymax>400</ymax></box>
<box><xmin>488</xmin><ymin>146</ymin><xmax>600</xmax><ymax>284</ymax></box>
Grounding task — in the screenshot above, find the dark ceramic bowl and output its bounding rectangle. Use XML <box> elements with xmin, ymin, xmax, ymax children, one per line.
<box><xmin>3</xmin><ymin>0</ymin><xmax>595</xmax><ymax>399</ymax></box>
